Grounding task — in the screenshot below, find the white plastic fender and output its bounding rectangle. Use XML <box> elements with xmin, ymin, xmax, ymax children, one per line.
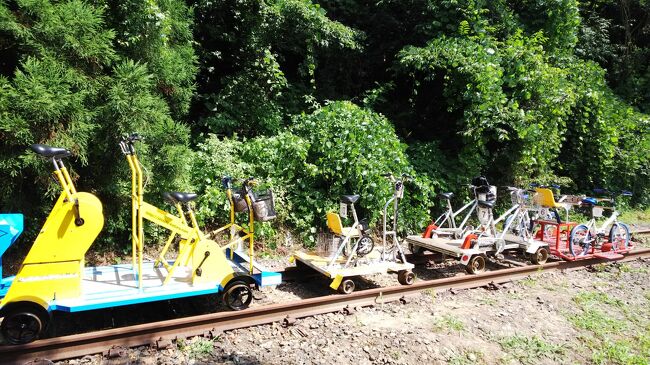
<box><xmin>459</xmin><ymin>249</ymin><xmax>484</xmax><ymax>265</ymax></box>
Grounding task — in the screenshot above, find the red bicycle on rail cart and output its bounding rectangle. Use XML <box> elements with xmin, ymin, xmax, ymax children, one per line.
<box><xmin>532</xmin><ymin>187</ymin><xmax>634</xmax><ymax>261</ymax></box>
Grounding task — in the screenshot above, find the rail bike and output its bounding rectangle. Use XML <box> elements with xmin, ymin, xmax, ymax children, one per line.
<box><xmin>291</xmin><ymin>173</ymin><xmax>415</xmax><ymax>294</ymax></box>
<box><xmin>0</xmin><ymin>138</ymin><xmax>641</xmax><ymax>346</ymax></box>
<box><xmin>406</xmin><ymin>177</ymin><xmax>550</xmax><ymax>274</ymax></box>
<box><xmin>0</xmin><ymin>136</ymin><xmax>279</xmax><ymax>344</ymax></box>
<box><xmin>533</xmin><ymin>187</ymin><xmax>634</xmax><ymax>261</ymax></box>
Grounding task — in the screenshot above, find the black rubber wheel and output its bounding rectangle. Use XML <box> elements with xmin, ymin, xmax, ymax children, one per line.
<box><xmin>530</xmin><ymin>247</ymin><xmax>549</xmax><ymax>265</ymax></box>
<box><xmin>356</xmin><ymin>235</ymin><xmax>375</xmax><ymax>257</ymax></box>
<box><xmin>1</xmin><ymin>307</ymin><xmax>46</xmax><ymax>344</ymax></box>
<box><xmin>609</xmin><ymin>223</ymin><xmax>630</xmax><ymax>251</ymax></box>
<box><xmin>397</xmin><ymin>270</ymin><xmax>415</xmax><ymax>285</ymax></box>
<box><xmin>337</xmin><ymin>279</ymin><xmax>355</xmax><ymax>294</ymax></box>
<box><xmin>222</xmin><ymin>280</ymin><xmax>253</xmax><ymax>311</ymax></box>
<box><xmin>465</xmin><ymin>255</ymin><xmax>486</xmax><ymax>274</ymax></box>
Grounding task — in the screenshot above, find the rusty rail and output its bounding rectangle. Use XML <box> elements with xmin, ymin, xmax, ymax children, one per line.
<box><xmin>2</xmin><ymin>248</ymin><xmax>649</xmax><ymax>365</ymax></box>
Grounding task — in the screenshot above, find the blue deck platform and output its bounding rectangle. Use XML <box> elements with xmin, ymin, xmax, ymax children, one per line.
<box><xmin>1</xmin><ymin>255</ymin><xmax>282</xmax><ymax>313</ymax></box>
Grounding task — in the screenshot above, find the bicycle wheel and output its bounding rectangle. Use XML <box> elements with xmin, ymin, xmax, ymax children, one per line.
<box><xmin>609</xmin><ymin>223</ymin><xmax>630</xmax><ymax>251</ymax></box>
<box><xmin>569</xmin><ymin>224</ymin><xmax>591</xmax><ymax>257</ymax></box>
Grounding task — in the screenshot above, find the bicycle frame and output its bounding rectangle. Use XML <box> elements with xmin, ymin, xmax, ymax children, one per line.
<box><xmin>475</xmin><ymin>188</ymin><xmax>533</xmax><ymax>253</ymax></box>
<box><xmin>381</xmin><ymin>174</ymin><xmax>409</xmax><ymax>263</ymax></box>
<box><xmin>433</xmin><ymin>198</ymin><xmax>477</xmax><ymax>233</ymax></box>
<box><xmin>582</xmin><ymin>206</ymin><xmax>619</xmax><ymax>238</ymax></box>
<box><xmin>209</xmin><ymin>179</ymin><xmax>257</xmax><ymax>274</ymax></box>
<box><xmin>120</xmin><ymin>137</ymin><xmax>234</xmax><ymax>288</ymax></box>
<box><xmin>327</xmin><ymin>202</ymin><xmax>364</xmax><ymax>269</ymax></box>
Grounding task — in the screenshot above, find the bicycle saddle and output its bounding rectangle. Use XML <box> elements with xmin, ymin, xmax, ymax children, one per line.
<box><xmin>30</xmin><ymin>144</ymin><xmax>71</xmax><ymax>158</ymax></box>
<box><xmin>478</xmin><ymin>200</ymin><xmax>495</xmax><ymax>209</ymax></box>
<box><xmin>437</xmin><ymin>192</ymin><xmax>454</xmax><ymax>200</ymax></box>
<box><xmin>581</xmin><ymin>197</ymin><xmax>598</xmax><ymax>206</ymax></box>
<box><xmin>164</xmin><ymin>192</ymin><xmax>199</xmax><ymax>203</ymax></box>
<box><xmin>341</xmin><ymin>194</ymin><xmax>360</xmax><ymax>204</ymax></box>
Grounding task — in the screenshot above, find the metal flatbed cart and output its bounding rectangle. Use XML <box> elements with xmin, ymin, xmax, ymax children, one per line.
<box><xmin>408</xmin><ymin>183</ymin><xmax>550</xmax><ymax>274</ymax></box>
<box><xmin>292</xmin><ymin>174</ymin><xmax>416</xmax><ymax>294</ymax></box>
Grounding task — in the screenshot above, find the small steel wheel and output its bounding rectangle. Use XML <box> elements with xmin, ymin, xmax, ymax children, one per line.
<box><xmin>337</xmin><ymin>279</ymin><xmax>355</xmax><ymax>294</ymax></box>
<box><xmin>530</xmin><ymin>247</ymin><xmax>549</xmax><ymax>265</ymax></box>
<box><xmin>397</xmin><ymin>270</ymin><xmax>415</xmax><ymax>285</ymax></box>
<box><xmin>1</xmin><ymin>308</ymin><xmax>46</xmax><ymax>344</ymax></box>
<box><xmin>222</xmin><ymin>280</ymin><xmax>253</xmax><ymax>311</ymax></box>
<box><xmin>465</xmin><ymin>255</ymin><xmax>486</xmax><ymax>274</ymax></box>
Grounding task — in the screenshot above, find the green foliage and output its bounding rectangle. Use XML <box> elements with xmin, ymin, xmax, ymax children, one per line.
<box><xmin>0</xmin><ymin>0</ymin><xmax>195</xmax><ymax>248</ymax></box>
<box><xmin>193</xmin><ymin>102</ymin><xmax>434</xmax><ymax>244</ymax></box>
<box><xmin>190</xmin><ymin>0</ymin><xmax>359</xmax><ymax>136</ymax></box>
<box><xmin>393</xmin><ymin>1</ymin><xmax>649</xmax><ymax>202</ymax></box>
<box><xmin>0</xmin><ymin>0</ymin><xmax>648</xmax><ymax>252</ymax></box>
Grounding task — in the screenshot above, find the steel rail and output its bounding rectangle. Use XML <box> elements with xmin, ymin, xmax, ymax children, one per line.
<box><xmin>631</xmin><ymin>229</ymin><xmax>650</xmax><ymax>235</ymax></box>
<box><xmin>2</xmin><ymin>248</ymin><xmax>649</xmax><ymax>365</ymax></box>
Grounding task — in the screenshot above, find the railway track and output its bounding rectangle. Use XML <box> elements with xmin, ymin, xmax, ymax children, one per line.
<box><xmin>2</xmin><ymin>248</ymin><xmax>650</xmax><ymax>365</ymax></box>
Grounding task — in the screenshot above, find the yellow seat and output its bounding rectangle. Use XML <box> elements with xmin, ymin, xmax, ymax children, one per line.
<box><xmin>326</xmin><ymin>212</ymin><xmax>359</xmax><ymax>238</ymax></box>
<box><xmin>535</xmin><ymin>188</ymin><xmax>563</xmax><ymax>208</ymax></box>
<box><xmin>535</xmin><ymin>188</ymin><xmax>570</xmax><ymax>221</ymax></box>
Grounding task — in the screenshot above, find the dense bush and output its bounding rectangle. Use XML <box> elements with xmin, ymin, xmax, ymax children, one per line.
<box><xmin>0</xmin><ymin>0</ymin><xmax>195</xmax><ymax>248</ymax></box>
<box><xmin>192</xmin><ymin>102</ymin><xmax>435</xmax><ymax>244</ymax></box>
<box><xmin>0</xmin><ymin>0</ymin><xmax>648</xmax><ymax>249</ymax></box>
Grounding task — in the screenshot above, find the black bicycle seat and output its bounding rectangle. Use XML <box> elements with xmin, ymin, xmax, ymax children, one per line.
<box><xmin>437</xmin><ymin>192</ymin><xmax>454</xmax><ymax>200</ymax></box>
<box><xmin>341</xmin><ymin>194</ymin><xmax>360</xmax><ymax>204</ymax></box>
<box><xmin>478</xmin><ymin>200</ymin><xmax>495</xmax><ymax>209</ymax></box>
<box><xmin>30</xmin><ymin>144</ymin><xmax>71</xmax><ymax>158</ymax></box>
<box><xmin>164</xmin><ymin>192</ymin><xmax>199</xmax><ymax>203</ymax></box>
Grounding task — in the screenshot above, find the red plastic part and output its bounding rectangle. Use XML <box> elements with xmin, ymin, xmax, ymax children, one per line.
<box><xmin>422</xmin><ymin>224</ymin><xmax>439</xmax><ymax>238</ymax></box>
<box><xmin>461</xmin><ymin>234</ymin><xmax>478</xmax><ymax>250</ymax></box>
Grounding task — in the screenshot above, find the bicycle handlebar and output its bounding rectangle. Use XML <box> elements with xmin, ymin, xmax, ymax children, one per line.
<box><xmin>593</xmin><ymin>188</ymin><xmax>633</xmax><ymax>197</ymax></box>
<box><xmin>119</xmin><ymin>133</ymin><xmax>143</xmax><ymax>155</ymax></box>
<box><xmin>382</xmin><ymin>173</ymin><xmax>412</xmax><ymax>181</ymax></box>
<box><xmin>530</xmin><ymin>183</ymin><xmax>560</xmax><ymax>189</ymax></box>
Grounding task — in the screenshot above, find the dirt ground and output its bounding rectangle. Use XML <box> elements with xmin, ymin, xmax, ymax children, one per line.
<box><xmin>54</xmin><ymin>238</ymin><xmax>650</xmax><ymax>365</ymax></box>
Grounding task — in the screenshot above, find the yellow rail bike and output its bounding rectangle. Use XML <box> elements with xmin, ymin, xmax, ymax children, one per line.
<box><xmin>0</xmin><ymin>136</ymin><xmax>275</xmax><ymax>344</ymax></box>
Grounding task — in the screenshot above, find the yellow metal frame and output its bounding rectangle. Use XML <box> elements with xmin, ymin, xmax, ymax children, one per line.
<box><xmin>210</xmin><ymin>186</ymin><xmax>256</xmax><ymax>274</ymax></box>
<box><xmin>1</xmin><ymin>157</ymin><xmax>104</xmax><ymax>309</ymax></box>
<box><xmin>124</xmin><ymin>151</ymin><xmax>234</xmax><ymax>288</ymax></box>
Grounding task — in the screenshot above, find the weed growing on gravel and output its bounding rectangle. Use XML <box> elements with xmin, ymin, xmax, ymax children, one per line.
<box><xmin>434</xmin><ymin>314</ymin><xmax>465</xmax><ymax>332</ymax></box>
<box><xmin>179</xmin><ymin>337</ymin><xmax>215</xmax><ymax>358</ymax></box>
<box><xmin>565</xmin><ymin>289</ymin><xmax>650</xmax><ymax>364</ymax></box>
<box><xmin>520</xmin><ymin>276</ymin><xmax>538</xmax><ymax>287</ymax></box>
<box><xmin>423</xmin><ymin>288</ymin><xmax>437</xmax><ymax>301</ymax></box>
<box><xmin>498</xmin><ymin>335</ymin><xmax>565</xmax><ymax>365</ymax></box>
<box><xmin>448</xmin><ymin>349</ymin><xmax>483</xmax><ymax>365</ymax></box>
<box><xmin>479</xmin><ymin>297</ymin><xmax>496</xmax><ymax>306</ymax></box>
<box><xmin>390</xmin><ymin>351</ymin><xmax>401</xmax><ymax>360</ymax></box>
<box><xmin>542</xmin><ymin>277</ymin><xmax>569</xmax><ymax>292</ymax></box>
<box><xmin>569</xmin><ymin>308</ymin><xmax>626</xmax><ymax>336</ymax></box>
<box><xmin>574</xmin><ymin>291</ymin><xmax>624</xmax><ymax>309</ymax></box>
<box><xmin>619</xmin><ymin>263</ymin><xmax>649</xmax><ymax>274</ymax></box>
<box><xmin>592</xmin><ymin>339</ymin><xmax>649</xmax><ymax>365</ymax></box>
